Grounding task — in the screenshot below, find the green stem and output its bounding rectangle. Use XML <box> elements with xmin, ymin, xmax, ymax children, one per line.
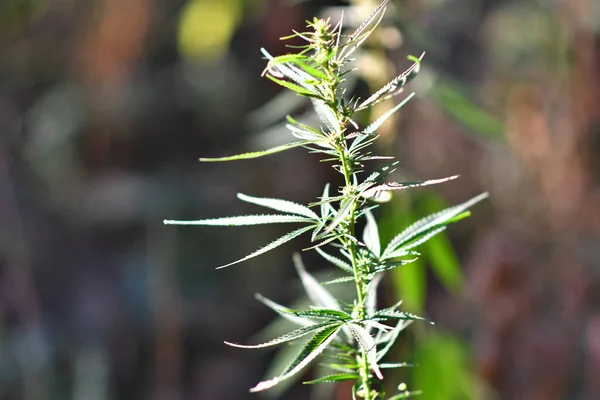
<box><xmin>336</xmin><ymin>141</ymin><xmax>373</xmax><ymax>400</ymax></box>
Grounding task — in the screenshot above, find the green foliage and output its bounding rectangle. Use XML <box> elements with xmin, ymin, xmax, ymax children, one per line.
<box><xmin>165</xmin><ymin>1</ymin><xmax>487</xmax><ymax>398</ymax></box>
<box><xmin>413</xmin><ymin>333</ymin><xmax>483</xmax><ymax>400</ymax></box>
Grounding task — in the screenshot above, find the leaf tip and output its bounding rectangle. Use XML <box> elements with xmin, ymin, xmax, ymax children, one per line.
<box><xmin>250</xmin><ymin>378</ymin><xmax>279</xmax><ymax>393</ymax></box>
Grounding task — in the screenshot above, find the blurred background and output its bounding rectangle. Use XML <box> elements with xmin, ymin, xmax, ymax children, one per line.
<box><xmin>0</xmin><ymin>0</ymin><xmax>599</xmax><ymax>399</ymax></box>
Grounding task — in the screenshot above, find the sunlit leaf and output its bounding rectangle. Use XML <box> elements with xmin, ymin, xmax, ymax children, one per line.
<box><xmin>216</xmin><ymin>225</ymin><xmax>314</xmax><ymax>269</ymax></box>
<box><xmin>363</xmin><ymin>92</ymin><xmax>416</xmax><ymax>134</ymax></box>
<box><xmin>382</xmin><ymin>192</ymin><xmax>488</xmax><ymax>259</ymax></box>
<box><xmin>237</xmin><ymin>193</ymin><xmax>319</xmax><ymax>219</ymax></box>
<box><xmin>347</xmin><ymin>323</ymin><xmax>383</xmax><ymax>380</ymax></box>
<box><xmin>315</xmin><ymin>247</ymin><xmax>354</xmax><ymax>274</ymax></box>
<box><xmin>293</xmin><ymin>253</ymin><xmax>341</xmax><ymax>311</ymax></box>
<box><xmin>225</xmin><ymin>321</ymin><xmax>338</xmax><ymax>349</ymax></box>
<box><xmin>362</xmin><ymin>209</ymin><xmax>381</xmax><ymax>258</ymax></box>
<box><xmin>250</xmin><ymin>324</ymin><xmax>343</xmax><ymax>392</ymax></box>
<box><xmin>199</xmin><ymin>139</ymin><xmax>314</xmax><ymax>162</ymax></box>
<box><xmin>303</xmin><ymin>373</ymin><xmax>359</xmax><ymax>385</ymax></box>
<box><xmin>357</xmin><ymin>53</ymin><xmax>424</xmax><ymax>110</ymax></box>
<box><xmin>164</xmin><ymin>214</ymin><xmax>310</xmax><ymax>226</ymax></box>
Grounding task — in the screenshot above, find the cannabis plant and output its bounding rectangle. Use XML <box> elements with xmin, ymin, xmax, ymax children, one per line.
<box><xmin>165</xmin><ymin>1</ymin><xmax>486</xmax><ymax>398</ymax></box>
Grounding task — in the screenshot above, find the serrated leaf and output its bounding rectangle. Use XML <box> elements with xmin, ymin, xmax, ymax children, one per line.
<box><xmin>363</xmin><ymin>92</ymin><xmax>416</xmax><ymax>135</ymax></box>
<box><xmin>267</xmin><ymin>75</ymin><xmax>321</xmax><ymax>98</ymax></box>
<box><xmin>315</xmin><ymin>247</ymin><xmax>354</xmax><ymax>274</ymax></box>
<box><xmin>386</xmin><ymin>226</ymin><xmax>447</xmax><ymax>257</ymax></box>
<box><xmin>362</xmin><ymin>209</ymin><xmax>381</xmax><ymax>258</ymax></box>
<box><xmin>347</xmin><ymin>323</ymin><xmax>383</xmax><ymax>380</ymax></box>
<box><xmin>283</xmin><ymin>308</ymin><xmax>352</xmax><ymax>322</ymax></box>
<box><xmin>361</xmin><ymin>175</ymin><xmax>459</xmax><ymax>199</ymax></box>
<box><xmin>293</xmin><ymin>253</ymin><xmax>341</xmax><ymax>311</ymax></box>
<box><xmin>216</xmin><ymin>225</ymin><xmax>314</xmax><ymax>269</ymax></box>
<box><xmin>225</xmin><ymin>321</ymin><xmax>337</xmax><ymax>349</ymax></box>
<box><xmin>255</xmin><ymin>293</ymin><xmax>311</xmax><ymax>326</ymax></box>
<box><xmin>380</xmin><ymin>362</ymin><xmax>413</xmax><ymax>369</ymax></box>
<box><xmin>237</xmin><ymin>193</ymin><xmax>318</xmax><ymax>219</ymax></box>
<box><xmin>261</xmin><ymin>48</ymin><xmax>316</xmax><ymax>90</ymax></box>
<box><xmin>382</xmin><ymin>192</ymin><xmax>488</xmax><ymax>259</ymax></box>
<box><xmin>303</xmin><ymin>373</ymin><xmax>359</xmax><ymax>385</ymax></box>
<box><xmin>365</xmin><ymin>320</ymin><xmax>393</xmax><ymax>333</ymax></box>
<box><xmin>325</xmin><ymin>362</ymin><xmax>358</xmax><ymax>374</ymax></box>
<box><xmin>372</xmin><ymin>258</ymin><xmax>419</xmax><ymax>273</ymax></box>
<box><xmin>376</xmin><ymin>320</ymin><xmax>412</xmax><ymax>361</ymax></box>
<box><xmin>286</xmin><ymin>115</ymin><xmax>323</xmax><ymax>134</ymax></box>
<box><xmin>357</xmin><ymin>53</ymin><xmax>424</xmax><ymax>110</ymax></box>
<box><xmin>364</xmin><ymin>273</ymin><xmax>383</xmax><ymax>318</ymax></box>
<box><xmin>250</xmin><ymin>324</ymin><xmax>342</xmax><ymax>392</ymax></box>
<box><xmin>321</xmin><ymin>276</ymin><xmax>355</xmax><ymax>285</ymax></box>
<box><xmin>346</xmin><ymin>0</ymin><xmax>390</xmax><ymax>43</ymax></box>
<box><xmin>164</xmin><ymin>214</ymin><xmax>310</xmax><ymax>226</ymax></box>
<box><xmin>339</xmin><ymin>0</ymin><xmax>390</xmax><ymax>61</ymax></box>
<box><xmin>287</xmin><ymin>125</ymin><xmax>321</xmax><ymax>141</ymax></box>
<box><xmin>268</xmin><ymin>54</ymin><xmax>328</xmax><ymax>81</ymax></box>
<box><xmin>199</xmin><ymin>139</ymin><xmax>314</xmax><ymax>162</ymax></box>
<box><xmin>371</xmin><ymin>310</ymin><xmax>428</xmax><ymax>323</ymax></box>
<box><xmin>318</xmin><ymin>197</ymin><xmax>354</xmax><ymax>238</ymax></box>
<box><xmin>311</xmin><ymin>98</ymin><xmax>340</xmax><ymax>133</ymax></box>
<box><xmin>339</xmin><ymin>8</ymin><xmax>387</xmax><ymax>61</ymax></box>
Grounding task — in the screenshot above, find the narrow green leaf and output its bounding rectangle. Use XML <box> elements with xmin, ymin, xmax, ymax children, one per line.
<box><xmin>361</xmin><ymin>175</ymin><xmax>459</xmax><ymax>199</ymax></box>
<box><xmin>426</xmin><ymin>227</ymin><xmax>463</xmax><ymax>292</ymax></box>
<box><xmin>311</xmin><ymin>98</ymin><xmax>340</xmax><ymax>133</ymax></box>
<box><xmin>321</xmin><ymin>276</ymin><xmax>355</xmax><ymax>285</ymax></box>
<box><xmin>371</xmin><ymin>310</ymin><xmax>428</xmax><ymax>323</ymax></box>
<box><xmin>237</xmin><ymin>193</ymin><xmax>318</xmax><ymax>219</ymax></box>
<box><xmin>393</xmin><ymin>259</ymin><xmax>426</xmax><ymax>312</ymax></box>
<box><xmin>315</xmin><ymin>248</ymin><xmax>354</xmax><ymax>274</ymax></box>
<box><xmin>380</xmin><ymin>362</ymin><xmax>413</xmax><ymax>369</ymax></box>
<box><xmin>385</xmin><ymin>227</ymin><xmax>447</xmax><ymax>258</ymax></box>
<box><xmin>388</xmin><ymin>390</ymin><xmax>423</xmax><ymax>399</ymax></box>
<box><xmin>199</xmin><ymin>140</ymin><xmax>314</xmax><ymax>162</ymax></box>
<box><xmin>362</xmin><ymin>209</ymin><xmax>381</xmax><ymax>258</ymax></box>
<box><xmin>261</xmin><ymin>48</ymin><xmax>316</xmax><ymax>90</ymax></box>
<box><xmin>347</xmin><ymin>323</ymin><xmax>383</xmax><ymax>380</ymax></box>
<box><xmin>267</xmin><ymin>75</ymin><xmax>320</xmax><ymax>97</ymax></box>
<box><xmin>376</xmin><ymin>320</ymin><xmax>412</xmax><ymax>361</ymax></box>
<box><xmin>364</xmin><ymin>273</ymin><xmax>383</xmax><ymax>318</ymax></box>
<box><xmin>293</xmin><ymin>253</ymin><xmax>341</xmax><ymax>311</ymax></box>
<box><xmin>363</xmin><ymin>92</ymin><xmax>416</xmax><ymax>135</ymax></box>
<box><xmin>286</xmin><ymin>115</ymin><xmax>323</xmax><ymax>135</ymax></box>
<box><xmin>339</xmin><ymin>7</ymin><xmax>387</xmax><ymax>61</ymax></box>
<box><xmin>303</xmin><ymin>373</ymin><xmax>359</xmax><ymax>385</ymax></box>
<box><xmin>420</xmin><ymin>194</ymin><xmax>465</xmax><ymax>292</ymax></box>
<box><xmin>225</xmin><ymin>321</ymin><xmax>338</xmax><ymax>349</ymax></box>
<box><xmin>216</xmin><ymin>225</ymin><xmax>314</xmax><ymax>269</ymax></box>
<box><xmin>339</xmin><ymin>0</ymin><xmax>390</xmax><ymax>61</ymax></box>
<box><xmin>164</xmin><ymin>214</ymin><xmax>310</xmax><ymax>226</ymax></box>
<box><xmin>318</xmin><ymin>197</ymin><xmax>354</xmax><ymax>238</ymax></box>
<box><xmin>357</xmin><ymin>53</ymin><xmax>424</xmax><ymax>110</ymax></box>
<box><xmin>372</xmin><ymin>258</ymin><xmax>419</xmax><ymax>273</ymax></box>
<box><xmin>283</xmin><ymin>308</ymin><xmax>352</xmax><ymax>322</ymax></box>
<box><xmin>250</xmin><ymin>324</ymin><xmax>342</xmax><ymax>392</ymax></box>
<box><xmin>382</xmin><ymin>192</ymin><xmax>488</xmax><ymax>259</ymax></box>
<box><xmin>268</xmin><ymin>54</ymin><xmax>328</xmax><ymax>81</ymax></box>
<box><xmin>255</xmin><ymin>293</ymin><xmax>311</xmax><ymax>327</ymax></box>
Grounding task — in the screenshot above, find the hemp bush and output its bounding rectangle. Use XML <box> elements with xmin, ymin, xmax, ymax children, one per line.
<box><xmin>165</xmin><ymin>1</ymin><xmax>487</xmax><ymax>398</ymax></box>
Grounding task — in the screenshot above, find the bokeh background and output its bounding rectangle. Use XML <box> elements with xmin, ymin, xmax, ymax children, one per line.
<box><xmin>0</xmin><ymin>0</ymin><xmax>599</xmax><ymax>399</ymax></box>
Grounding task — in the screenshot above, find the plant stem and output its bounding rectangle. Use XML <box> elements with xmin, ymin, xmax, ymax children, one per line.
<box><xmin>337</xmin><ymin>142</ymin><xmax>373</xmax><ymax>399</ymax></box>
